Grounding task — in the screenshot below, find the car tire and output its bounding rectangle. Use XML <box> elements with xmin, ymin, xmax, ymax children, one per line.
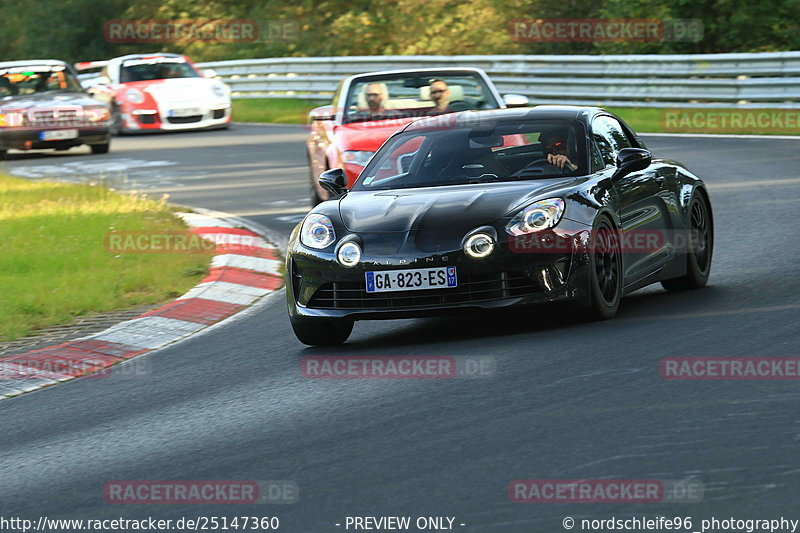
<box><xmin>110</xmin><ymin>103</ymin><xmax>123</xmax><ymax>135</ymax></box>
<box><xmin>90</xmin><ymin>143</ymin><xmax>110</xmax><ymax>154</ymax></box>
<box><xmin>290</xmin><ymin>316</ymin><xmax>353</xmax><ymax>346</ymax></box>
<box><xmin>309</xmin><ymin>160</ymin><xmax>324</xmax><ymax>206</ymax></box>
<box><xmin>0</xmin><ymin>149</ymin><xmax>7</xmax><ymax>160</ymax></box>
<box><xmin>662</xmin><ymin>193</ymin><xmax>713</xmax><ymax>292</ymax></box>
<box><xmin>582</xmin><ymin>216</ymin><xmax>623</xmax><ymax>321</ymax></box>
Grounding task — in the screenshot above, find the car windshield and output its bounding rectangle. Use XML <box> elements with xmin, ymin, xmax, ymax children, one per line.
<box><xmin>0</xmin><ymin>65</ymin><xmax>82</xmax><ymax>97</ymax></box>
<box><xmin>120</xmin><ymin>58</ymin><xmax>199</xmax><ymax>82</ymax></box>
<box><xmin>342</xmin><ymin>72</ymin><xmax>500</xmax><ymax>124</ymax></box>
<box><xmin>353</xmin><ymin>119</ymin><xmax>587</xmax><ymax>191</ymax></box>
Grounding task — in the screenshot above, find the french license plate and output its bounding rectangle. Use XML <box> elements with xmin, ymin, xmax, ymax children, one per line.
<box><xmin>168</xmin><ymin>108</ymin><xmax>202</xmax><ymax>118</ymax></box>
<box><xmin>39</xmin><ymin>129</ymin><xmax>78</xmax><ymax>141</ymax></box>
<box><xmin>365</xmin><ymin>267</ymin><xmax>457</xmax><ymax>293</ymax></box>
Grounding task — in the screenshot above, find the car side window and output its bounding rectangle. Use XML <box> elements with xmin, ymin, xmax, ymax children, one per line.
<box><xmin>590</xmin><ymin>139</ymin><xmax>606</xmax><ymax>172</ymax></box>
<box><xmin>591</xmin><ymin>115</ymin><xmax>632</xmax><ymax>168</ymax></box>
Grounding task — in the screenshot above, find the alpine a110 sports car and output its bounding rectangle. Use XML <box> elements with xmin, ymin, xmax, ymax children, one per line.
<box><xmin>75</xmin><ymin>53</ymin><xmax>231</xmax><ymax>133</ymax></box>
<box><xmin>0</xmin><ymin>60</ymin><xmax>112</xmax><ymax>158</ymax></box>
<box><xmin>287</xmin><ymin>106</ymin><xmax>714</xmax><ymax>345</ymax></box>
<box><xmin>306</xmin><ymin>67</ymin><xmax>529</xmax><ymax>205</ymax></box>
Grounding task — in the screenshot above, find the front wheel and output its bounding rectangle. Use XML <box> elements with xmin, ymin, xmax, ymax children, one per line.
<box><xmin>662</xmin><ymin>193</ymin><xmax>713</xmax><ymax>291</ymax></box>
<box><xmin>582</xmin><ymin>216</ymin><xmax>623</xmax><ymax>321</ymax></box>
<box><xmin>290</xmin><ymin>316</ymin><xmax>353</xmax><ymax>346</ymax></box>
<box><xmin>90</xmin><ymin>143</ymin><xmax>110</xmax><ymax>154</ymax></box>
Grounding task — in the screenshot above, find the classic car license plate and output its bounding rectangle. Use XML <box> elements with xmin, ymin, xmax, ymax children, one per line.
<box><xmin>39</xmin><ymin>129</ymin><xmax>78</xmax><ymax>141</ymax></box>
<box><xmin>365</xmin><ymin>267</ymin><xmax>457</xmax><ymax>293</ymax></box>
<box><xmin>168</xmin><ymin>108</ymin><xmax>202</xmax><ymax>118</ymax></box>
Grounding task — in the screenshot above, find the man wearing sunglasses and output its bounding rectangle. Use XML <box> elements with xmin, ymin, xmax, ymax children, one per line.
<box><xmin>540</xmin><ymin>129</ymin><xmax>578</xmax><ymax>172</ymax></box>
<box><xmin>427</xmin><ymin>79</ymin><xmax>452</xmax><ymax>116</ymax></box>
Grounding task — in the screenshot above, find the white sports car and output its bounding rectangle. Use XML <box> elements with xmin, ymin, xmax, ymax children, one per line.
<box><xmin>76</xmin><ymin>53</ymin><xmax>231</xmax><ymax>134</ymax></box>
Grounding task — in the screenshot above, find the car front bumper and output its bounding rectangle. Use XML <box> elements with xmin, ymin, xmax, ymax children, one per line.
<box><xmin>0</xmin><ymin>127</ymin><xmax>110</xmax><ymax>150</ymax></box>
<box><xmin>287</xmin><ymin>220</ymin><xmax>594</xmax><ymax>321</ymax></box>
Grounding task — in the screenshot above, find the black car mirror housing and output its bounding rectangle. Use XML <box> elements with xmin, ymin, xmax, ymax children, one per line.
<box><xmin>320</xmin><ymin>168</ymin><xmax>348</xmax><ymax>196</ymax></box>
<box><xmin>612</xmin><ymin>148</ymin><xmax>652</xmax><ymax>179</ymax></box>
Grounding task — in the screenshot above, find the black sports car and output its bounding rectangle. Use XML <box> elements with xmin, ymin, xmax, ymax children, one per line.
<box><xmin>286</xmin><ymin>106</ymin><xmax>713</xmax><ymax>346</ymax></box>
<box><xmin>0</xmin><ymin>60</ymin><xmax>111</xmax><ymax>158</ymax></box>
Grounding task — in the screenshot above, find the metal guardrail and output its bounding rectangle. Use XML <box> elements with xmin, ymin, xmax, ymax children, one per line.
<box><xmin>197</xmin><ymin>52</ymin><xmax>800</xmax><ymax>108</ymax></box>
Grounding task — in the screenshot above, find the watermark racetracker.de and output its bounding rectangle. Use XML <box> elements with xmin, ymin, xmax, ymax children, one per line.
<box><xmin>301</xmin><ymin>355</ymin><xmax>496</xmax><ymax>379</ymax></box>
<box><xmin>509</xmin><ymin>19</ymin><xmax>704</xmax><ymax>42</ymax></box>
<box><xmin>662</xmin><ymin>109</ymin><xmax>800</xmax><ymax>134</ymax></box>
<box><xmin>103</xmin><ymin>480</ymin><xmax>298</xmax><ymax>504</ymax></box>
<box><xmin>509</xmin><ymin>479</ymin><xmax>704</xmax><ymax>503</ymax></box>
<box><xmin>104</xmin><ymin>19</ymin><xmax>300</xmax><ymax>43</ymax></box>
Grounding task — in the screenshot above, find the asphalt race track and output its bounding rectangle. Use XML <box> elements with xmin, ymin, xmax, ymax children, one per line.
<box><xmin>1</xmin><ymin>125</ymin><xmax>799</xmax><ymax>530</ymax></box>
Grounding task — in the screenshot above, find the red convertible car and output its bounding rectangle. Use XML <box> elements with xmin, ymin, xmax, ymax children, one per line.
<box><xmin>306</xmin><ymin>67</ymin><xmax>529</xmax><ymax>204</ymax></box>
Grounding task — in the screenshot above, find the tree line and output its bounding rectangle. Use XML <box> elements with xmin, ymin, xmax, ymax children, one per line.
<box><xmin>1</xmin><ymin>0</ymin><xmax>797</xmax><ymax>63</ymax></box>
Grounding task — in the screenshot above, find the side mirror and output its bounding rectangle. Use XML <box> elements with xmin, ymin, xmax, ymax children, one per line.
<box><xmin>203</xmin><ymin>69</ymin><xmax>218</xmax><ymax>78</ymax></box>
<box><xmin>503</xmin><ymin>94</ymin><xmax>529</xmax><ymax>108</ymax></box>
<box><xmin>310</xmin><ymin>105</ymin><xmax>335</xmax><ymax>121</ymax></box>
<box><xmin>319</xmin><ymin>168</ymin><xmax>347</xmax><ymax>196</ymax></box>
<box><xmin>612</xmin><ymin>148</ymin><xmax>652</xmax><ymax>179</ymax></box>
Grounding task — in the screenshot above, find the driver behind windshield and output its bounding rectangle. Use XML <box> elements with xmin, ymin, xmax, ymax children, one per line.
<box><xmin>540</xmin><ymin>128</ymin><xmax>578</xmax><ymax>172</ymax></box>
<box><xmin>427</xmin><ymin>79</ymin><xmax>452</xmax><ymax>116</ymax></box>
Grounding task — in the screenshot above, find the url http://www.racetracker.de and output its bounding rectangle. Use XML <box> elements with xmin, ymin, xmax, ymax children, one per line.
<box><xmin>564</xmin><ymin>516</ymin><xmax>799</xmax><ymax>533</ymax></box>
<box><xmin>0</xmin><ymin>516</ymin><xmax>281</xmax><ymax>532</ymax></box>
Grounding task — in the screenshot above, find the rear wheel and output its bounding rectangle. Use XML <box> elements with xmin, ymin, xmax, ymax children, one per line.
<box><xmin>662</xmin><ymin>193</ymin><xmax>713</xmax><ymax>291</ymax></box>
<box><xmin>90</xmin><ymin>143</ymin><xmax>110</xmax><ymax>154</ymax></box>
<box><xmin>582</xmin><ymin>216</ymin><xmax>623</xmax><ymax>320</ymax></box>
<box><xmin>290</xmin><ymin>316</ymin><xmax>353</xmax><ymax>346</ymax></box>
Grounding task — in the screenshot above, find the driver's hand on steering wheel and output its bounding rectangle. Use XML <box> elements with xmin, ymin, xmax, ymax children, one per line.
<box><xmin>547</xmin><ymin>153</ymin><xmax>577</xmax><ymax>171</ymax></box>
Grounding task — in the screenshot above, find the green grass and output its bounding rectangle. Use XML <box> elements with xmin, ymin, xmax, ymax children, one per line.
<box><xmin>232</xmin><ymin>98</ymin><xmax>323</xmax><ymax>124</ymax></box>
<box><xmin>232</xmin><ymin>98</ymin><xmax>798</xmax><ymax>135</ymax></box>
<box><xmin>0</xmin><ymin>175</ymin><xmax>215</xmax><ymax>341</ymax></box>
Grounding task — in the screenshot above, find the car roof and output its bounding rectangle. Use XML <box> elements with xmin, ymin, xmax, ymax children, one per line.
<box><xmin>0</xmin><ymin>59</ymin><xmax>68</xmax><ymax>69</ymax></box>
<box><xmin>111</xmin><ymin>53</ymin><xmax>185</xmax><ymax>62</ymax></box>
<box><xmin>403</xmin><ymin>105</ymin><xmax>606</xmax><ymax>132</ymax></box>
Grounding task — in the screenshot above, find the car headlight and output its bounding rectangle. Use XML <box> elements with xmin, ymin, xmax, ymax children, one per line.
<box><xmin>211</xmin><ymin>83</ymin><xmax>226</xmax><ymax>98</ymax></box>
<box><xmin>337</xmin><ymin>242</ymin><xmax>362</xmax><ymax>267</ymax></box>
<box><xmin>0</xmin><ymin>110</ymin><xmax>24</xmax><ymax>128</ymax></box>
<box><xmin>125</xmin><ymin>88</ymin><xmax>145</xmax><ymax>104</ymax></box>
<box><xmin>505</xmin><ymin>198</ymin><xmax>565</xmax><ymax>236</ymax></box>
<box><xmin>84</xmin><ymin>106</ymin><xmax>110</xmax><ymax>122</ymax></box>
<box><xmin>464</xmin><ymin>233</ymin><xmax>495</xmax><ymax>258</ymax></box>
<box><xmin>342</xmin><ymin>150</ymin><xmax>374</xmax><ymax>167</ymax></box>
<box><xmin>300</xmin><ymin>214</ymin><xmax>336</xmax><ymax>249</ymax></box>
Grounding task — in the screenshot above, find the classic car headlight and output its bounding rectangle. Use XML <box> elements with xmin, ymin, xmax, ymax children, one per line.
<box><xmin>211</xmin><ymin>83</ymin><xmax>226</xmax><ymax>98</ymax></box>
<box><xmin>0</xmin><ymin>110</ymin><xmax>24</xmax><ymax>128</ymax></box>
<box><xmin>342</xmin><ymin>150</ymin><xmax>374</xmax><ymax>167</ymax></box>
<box><xmin>125</xmin><ymin>88</ymin><xmax>145</xmax><ymax>104</ymax></box>
<box><xmin>505</xmin><ymin>198</ymin><xmax>565</xmax><ymax>236</ymax></box>
<box><xmin>84</xmin><ymin>106</ymin><xmax>110</xmax><ymax>122</ymax></box>
<box><xmin>337</xmin><ymin>242</ymin><xmax>362</xmax><ymax>267</ymax></box>
<box><xmin>464</xmin><ymin>233</ymin><xmax>495</xmax><ymax>258</ymax></box>
<box><xmin>300</xmin><ymin>214</ymin><xmax>336</xmax><ymax>249</ymax></box>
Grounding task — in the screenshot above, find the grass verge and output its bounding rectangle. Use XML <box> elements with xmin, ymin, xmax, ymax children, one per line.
<box><xmin>0</xmin><ymin>175</ymin><xmax>214</xmax><ymax>341</ymax></box>
<box><xmin>232</xmin><ymin>98</ymin><xmax>798</xmax><ymax>135</ymax></box>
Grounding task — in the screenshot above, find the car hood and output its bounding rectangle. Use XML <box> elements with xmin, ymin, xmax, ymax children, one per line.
<box><xmin>339</xmin><ymin>179</ymin><xmax>576</xmax><ymax>233</ymax></box>
<box><xmin>333</xmin><ymin>119</ymin><xmax>417</xmax><ymax>152</ymax></box>
<box><xmin>0</xmin><ymin>91</ymin><xmax>103</xmax><ymax>110</ymax></box>
<box><xmin>124</xmin><ymin>78</ymin><xmax>224</xmax><ymax>104</ymax></box>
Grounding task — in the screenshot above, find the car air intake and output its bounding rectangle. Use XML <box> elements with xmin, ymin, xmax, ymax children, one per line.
<box><xmin>308</xmin><ymin>271</ymin><xmax>542</xmax><ymax>310</ymax></box>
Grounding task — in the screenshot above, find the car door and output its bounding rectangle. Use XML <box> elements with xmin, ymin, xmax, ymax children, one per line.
<box><xmin>591</xmin><ymin>115</ymin><xmax>671</xmax><ymax>286</ymax></box>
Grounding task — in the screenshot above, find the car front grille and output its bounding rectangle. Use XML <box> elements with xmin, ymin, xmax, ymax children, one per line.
<box><xmin>167</xmin><ymin>115</ymin><xmax>203</xmax><ymax>124</ymax></box>
<box><xmin>27</xmin><ymin>108</ymin><xmax>82</xmax><ymax>126</ymax></box>
<box><xmin>307</xmin><ymin>271</ymin><xmax>542</xmax><ymax>310</ymax></box>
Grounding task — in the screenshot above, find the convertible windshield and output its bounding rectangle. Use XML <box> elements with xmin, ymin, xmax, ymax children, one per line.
<box><xmin>0</xmin><ymin>65</ymin><xmax>82</xmax><ymax>97</ymax></box>
<box><xmin>353</xmin><ymin>119</ymin><xmax>587</xmax><ymax>191</ymax></box>
<box><xmin>343</xmin><ymin>72</ymin><xmax>499</xmax><ymax>124</ymax></box>
<box><xmin>120</xmin><ymin>57</ymin><xmax>200</xmax><ymax>82</ymax></box>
